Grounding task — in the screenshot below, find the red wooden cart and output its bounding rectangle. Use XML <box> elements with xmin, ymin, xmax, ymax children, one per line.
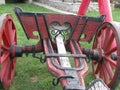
<box><xmin>0</xmin><ymin>0</ymin><xmax>120</xmax><ymax>90</ymax></box>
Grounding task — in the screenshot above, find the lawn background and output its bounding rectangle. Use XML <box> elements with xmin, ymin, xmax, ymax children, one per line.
<box><xmin>0</xmin><ymin>3</ymin><xmax>120</xmax><ymax>90</ymax></box>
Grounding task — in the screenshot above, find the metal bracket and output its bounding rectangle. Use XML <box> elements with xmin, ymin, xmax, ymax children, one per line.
<box><xmin>32</xmin><ymin>45</ymin><xmax>46</xmax><ymax>63</ymax></box>
<box><xmin>49</xmin><ymin>22</ymin><xmax>71</xmax><ymax>41</ymax></box>
<box><xmin>52</xmin><ymin>75</ymin><xmax>74</xmax><ymax>86</ymax></box>
<box><xmin>32</xmin><ymin>53</ymin><xmax>46</xmax><ymax>63</ymax></box>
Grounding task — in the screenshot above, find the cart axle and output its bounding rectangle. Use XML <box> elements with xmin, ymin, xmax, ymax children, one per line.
<box><xmin>9</xmin><ymin>44</ymin><xmax>116</xmax><ymax>62</ymax></box>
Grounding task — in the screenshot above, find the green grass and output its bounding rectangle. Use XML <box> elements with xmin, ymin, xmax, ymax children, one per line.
<box><xmin>0</xmin><ymin>3</ymin><xmax>120</xmax><ymax>90</ymax></box>
<box><xmin>112</xmin><ymin>8</ymin><xmax>120</xmax><ymax>22</ymax></box>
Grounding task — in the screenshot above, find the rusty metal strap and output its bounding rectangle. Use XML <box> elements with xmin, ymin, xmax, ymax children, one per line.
<box><xmin>46</xmin><ymin>53</ymin><xmax>86</xmax><ymax>58</ymax></box>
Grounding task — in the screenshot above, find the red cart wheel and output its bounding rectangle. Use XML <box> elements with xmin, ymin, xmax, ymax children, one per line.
<box><xmin>92</xmin><ymin>22</ymin><xmax>120</xmax><ymax>88</ymax></box>
<box><xmin>0</xmin><ymin>14</ymin><xmax>17</xmax><ymax>89</ymax></box>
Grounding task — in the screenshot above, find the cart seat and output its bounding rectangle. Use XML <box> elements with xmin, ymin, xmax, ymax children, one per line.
<box><xmin>14</xmin><ymin>7</ymin><xmax>105</xmax><ymax>43</ymax></box>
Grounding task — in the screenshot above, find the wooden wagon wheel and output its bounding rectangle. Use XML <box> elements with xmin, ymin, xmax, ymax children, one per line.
<box><xmin>0</xmin><ymin>14</ymin><xmax>17</xmax><ymax>89</ymax></box>
<box><xmin>92</xmin><ymin>22</ymin><xmax>120</xmax><ymax>89</ymax></box>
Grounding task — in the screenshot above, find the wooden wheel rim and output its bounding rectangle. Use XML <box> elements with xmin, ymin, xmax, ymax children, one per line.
<box><xmin>92</xmin><ymin>22</ymin><xmax>120</xmax><ymax>88</ymax></box>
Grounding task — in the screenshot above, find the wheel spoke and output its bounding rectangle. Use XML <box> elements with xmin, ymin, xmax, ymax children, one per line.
<box><xmin>11</xmin><ymin>30</ymin><xmax>16</xmax><ymax>43</ymax></box>
<box><xmin>97</xmin><ymin>36</ymin><xmax>102</xmax><ymax>48</ymax></box>
<box><xmin>0</xmin><ymin>57</ymin><xmax>11</xmax><ymax>88</ymax></box>
<box><xmin>3</xmin><ymin>31</ymin><xmax>10</xmax><ymax>46</ymax></box>
<box><xmin>0</xmin><ymin>51</ymin><xmax>9</xmax><ymax>64</ymax></box>
<box><xmin>101</xmin><ymin>29</ymin><xmax>107</xmax><ymax>47</ymax></box>
<box><xmin>10</xmin><ymin>59</ymin><xmax>16</xmax><ymax>78</ymax></box>
<box><xmin>102</xmin><ymin>26</ymin><xmax>112</xmax><ymax>49</ymax></box>
<box><xmin>102</xmin><ymin>64</ymin><xmax>109</xmax><ymax>84</ymax></box>
<box><xmin>99</xmin><ymin>66</ymin><xmax>104</xmax><ymax>80</ymax></box>
<box><xmin>105</xmin><ymin>46</ymin><xmax>117</xmax><ymax>55</ymax></box>
<box><xmin>0</xmin><ymin>58</ymin><xmax>16</xmax><ymax>89</ymax></box>
<box><xmin>1</xmin><ymin>45</ymin><xmax>9</xmax><ymax>50</ymax></box>
<box><xmin>7</xmin><ymin>21</ymin><xmax>16</xmax><ymax>43</ymax></box>
<box><xmin>3</xmin><ymin>20</ymin><xmax>16</xmax><ymax>46</ymax></box>
<box><xmin>102</xmin><ymin>26</ymin><xmax>111</xmax><ymax>47</ymax></box>
<box><xmin>105</xmin><ymin>56</ymin><xmax>117</xmax><ymax>67</ymax></box>
<box><xmin>103</xmin><ymin>60</ymin><xmax>114</xmax><ymax>80</ymax></box>
<box><xmin>94</xmin><ymin>63</ymin><xmax>100</xmax><ymax>74</ymax></box>
<box><xmin>104</xmin><ymin>32</ymin><xmax>114</xmax><ymax>52</ymax></box>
